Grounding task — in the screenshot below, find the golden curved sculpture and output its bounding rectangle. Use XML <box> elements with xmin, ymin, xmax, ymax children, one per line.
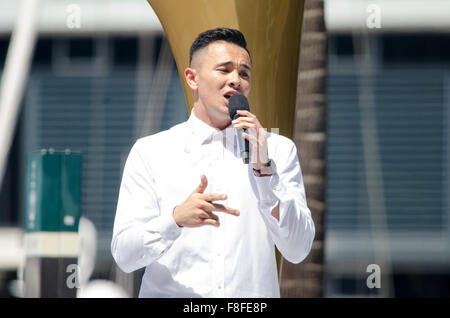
<box><xmin>147</xmin><ymin>0</ymin><xmax>305</xmax><ymax>138</ymax></box>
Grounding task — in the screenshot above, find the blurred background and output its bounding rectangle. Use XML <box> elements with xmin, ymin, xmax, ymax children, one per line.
<box><xmin>0</xmin><ymin>0</ymin><xmax>449</xmax><ymax>297</ymax></box>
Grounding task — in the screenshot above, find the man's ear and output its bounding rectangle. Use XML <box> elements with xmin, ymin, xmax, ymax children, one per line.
<box><xmin>184</xmin><ymin>67</ymin><xmax>198</xmax><ymax>90</ymax></box>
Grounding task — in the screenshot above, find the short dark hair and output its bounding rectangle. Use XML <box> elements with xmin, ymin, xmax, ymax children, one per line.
<box><xmin>189</xmin><ymin>27</ymin><xmax>250</xmax><ymax>65</ymax></box>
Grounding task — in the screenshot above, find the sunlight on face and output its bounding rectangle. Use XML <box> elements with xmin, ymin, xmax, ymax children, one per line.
<box><xmin>190</xmin><ymin>41</ymin><xmax>251</xmax><ymax>128</ymax></box>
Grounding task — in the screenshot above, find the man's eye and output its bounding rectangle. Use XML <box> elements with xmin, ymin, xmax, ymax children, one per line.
<box><xmin>218</xmin><ymin>69</ymin><xmax>228</xmax><ymax>73</ymax></box>
<box><xmin>241</xmin><ymin>72</ymin><xmax>249</xmax><ymax>78</ymax></box>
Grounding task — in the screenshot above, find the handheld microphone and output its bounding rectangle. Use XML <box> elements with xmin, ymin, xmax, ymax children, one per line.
<box><xmin>228</xmin><ymin>94</ymin><xmax>250</xmax><ymax>164</ymax></box>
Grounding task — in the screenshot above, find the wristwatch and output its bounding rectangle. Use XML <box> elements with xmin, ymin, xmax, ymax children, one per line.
<box><xmin>253</xmin><ymin>159</ymin><xmax>277</xmax><ymax>177</ymax></box>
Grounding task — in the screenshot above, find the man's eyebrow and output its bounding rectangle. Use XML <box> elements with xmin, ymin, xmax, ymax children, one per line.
<box><xmin>215</xmin><ymin>61</ymin><xmax>252</xmax><ymax>71</ymax></box>
<box><xmin>240</xmin><ymin>63</ymin><xmax>252</xmax><ymax>71</ymax></box>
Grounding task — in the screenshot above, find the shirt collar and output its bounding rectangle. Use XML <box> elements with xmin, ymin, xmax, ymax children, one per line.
<box><xmin>184</xmin><ymin>108</ymin><xmax>235</xmax><ymax>153</ymax></box>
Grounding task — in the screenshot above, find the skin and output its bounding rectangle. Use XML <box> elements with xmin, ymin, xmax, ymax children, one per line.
<box><xmin>173</xmin><ymin>41</ymin><xmax>280</xmax><ymax>228</ymax></box>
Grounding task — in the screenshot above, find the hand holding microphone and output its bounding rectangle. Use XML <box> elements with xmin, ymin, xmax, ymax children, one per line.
<box><xmin>228</xmin><ymin>94</ymin><xmax>270</xmax><ymax>171</ymax></box>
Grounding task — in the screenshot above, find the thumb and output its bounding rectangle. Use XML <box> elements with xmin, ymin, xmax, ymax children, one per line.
<box><xmin>193</xmin><ymin>174</ymin><xmax>208</xmax><ymax>194</ymax></box>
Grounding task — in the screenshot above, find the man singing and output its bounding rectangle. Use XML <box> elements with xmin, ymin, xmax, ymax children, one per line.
<box><xmin>111</xmin><ymin>28</ymin><xmax>315</xmax><ymax>297</ymax></box>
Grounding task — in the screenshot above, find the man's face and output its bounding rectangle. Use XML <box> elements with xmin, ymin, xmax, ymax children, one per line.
<box><xmin>189</xmin><ymin>41</ymin><xmax>251</xmax><ymax>123</ymax></box>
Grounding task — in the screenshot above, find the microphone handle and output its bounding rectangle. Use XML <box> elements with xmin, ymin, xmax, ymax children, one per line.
<box><xmin>236</xmin><ymin>128</ymin><xmax>250</xmax><ymax>164</ymax></box>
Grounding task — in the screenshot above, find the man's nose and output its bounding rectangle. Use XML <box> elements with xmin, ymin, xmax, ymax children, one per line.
<box><xmin>228</xmin><ymin>70</ymin><xmax>241</xmax><ymax>88</ymax></box>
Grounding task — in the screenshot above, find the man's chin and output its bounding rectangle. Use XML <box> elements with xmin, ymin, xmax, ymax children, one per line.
<box><xmin>213</xmin><ymin>107</ymin><xmax>232</xmax><ymax>125</ymax></box>
<box><xmin>200</xmin><ymin>103</ymin><xmax>231</xmax><ymax>123</ymax></box>
<box><xmin>212</xmin><ymin>104</ymin><xmax>229</xmax><ymax>116</ymax></box>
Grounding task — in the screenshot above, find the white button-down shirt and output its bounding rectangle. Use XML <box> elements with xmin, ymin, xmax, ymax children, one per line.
<box><xmin>111</xmin><ymin>109</ymin><xmax>315</xmax><ymax>298</ymax></box>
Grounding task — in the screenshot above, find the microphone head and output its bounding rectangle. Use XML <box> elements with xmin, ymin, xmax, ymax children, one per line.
<box><xmin>228</xmin><ymin>94</ymin><xmax>250</xmax><ymax>119</ymax></box>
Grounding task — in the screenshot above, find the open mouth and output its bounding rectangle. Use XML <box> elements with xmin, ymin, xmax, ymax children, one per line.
<box><xmin>223</xmin><ymin>91</ymin><xmax>239</xmax><ymax>105</ymax></box>
<box><xmin>223</xmin><ymin>94</ymin><xmax>233</xmax><ymax>105</ymax></box>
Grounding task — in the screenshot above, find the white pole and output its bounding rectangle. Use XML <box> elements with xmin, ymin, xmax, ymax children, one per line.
<box><xmin>0</xmin><ymin>0</ymin><xmax>40</xmax><ymax>191</ymax></box>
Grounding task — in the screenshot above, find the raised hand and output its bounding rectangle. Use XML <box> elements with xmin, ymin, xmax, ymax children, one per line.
<box><xmin>172</xmin><ymin>175</ymin><xmax>240</xmax><ymax>228</ymax></box>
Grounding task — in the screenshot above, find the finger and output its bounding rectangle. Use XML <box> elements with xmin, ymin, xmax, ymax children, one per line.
<box><xmin>193</xmin><ymin>174</ymin><xmax>208</xmax><ymax>194</ymax></box>
<box><xmin>205</xmin><ymin>202</ymin><xmax>240</xmax><ymax>216</ymax></box>
<box><xmin>243</xmin><ymin>132</ymin><xmax>261</xmax><ymax>165</ymax></box>
<box><xmin>245</xmin><ymin>132</ymin><xmax>269</xmax><ymax>159</ymax></box>
<box><xmin>197</xmin><ymin>211</ymin><xmax>219</xmax><ymax>221</ymax></box>
<box><xmin>232</xmin><ymin>117</ymin><xmax>257</xmax><ymax>127</ymax></box>
<box><xmin>236</xmin><ymin>110</ymin><xmax>256</xmax><ymax>118</ymax></box>
<box><xmin>201</xmin><ymin>218</ymin><xmax>220</xmax><ymax>227</ymax></box>
<box><xmin>202</xmin><ymin>193</ymin><xmax>228</xmax><ymax>201</ymax></box>
<box><xmin>242</xmin><ymin>132</ymin><xmax>258</xmax><ymax>153</ymax></box>
<box><xmin>242</xmin><ymin>132</ymin><xmax>258</xmax><ymax>144</ymax></box>
<box><xmin>232</xmin><ymin>117</ymin><xmax>256</xmax><ymax>125</ymax></box>
<box><xmin>207</xmin><ymin>211</ymin><xmax>220</xmax><ymax>222</ymax></box>
<box><xmin>242</xmin><ymin>131</ymin><xmax>267</xmax><ymax>147</ymax></box>
<box><xmin>233</xmin><ymin>122</ymin><xmax>257</xmax><ymax>130</ymax></box>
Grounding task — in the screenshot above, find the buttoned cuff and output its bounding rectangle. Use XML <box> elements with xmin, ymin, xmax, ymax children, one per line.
<box><xmin>253</xmin><ymin>173</ymin><xmax>282</xmax><ymax>223</ymax></box>
<box><xmin>162</xmin><ymin>210</ymin><xmax>183</xmax><ymax>241</ymax></box>
<box><xmin>143</xmin><ymin>210</ymin><xmax>182</xmax><ymax>242</ymax></box>
<box><xmin>254</xmin><ymin>172</ymin><xmax>280</xmax><ymax>203</ymax></box>
<box><xmin>140</xmin><ymin>210</ymin><xmax>183</xmax><ymax>260</ymax></box>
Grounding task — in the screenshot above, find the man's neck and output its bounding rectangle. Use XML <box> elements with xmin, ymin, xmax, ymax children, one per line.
<box><xmin>193</xmin><ymin>106</ymin><xmax>231</xmax><ymax>131</ymax></box>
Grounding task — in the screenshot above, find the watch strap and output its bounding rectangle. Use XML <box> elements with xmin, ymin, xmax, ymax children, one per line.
<box><xmin>253</xmin><ymin>159</ymin><xmax>276</xmax><ymax>177</ymax></box>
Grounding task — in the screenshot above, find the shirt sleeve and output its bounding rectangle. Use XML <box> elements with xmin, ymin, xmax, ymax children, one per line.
<box><xmin>253</xmin><ymin>138</ymin><xmax>315</xmax><ymax>264</ymax></box>
<box><xmin>111</xmin><ymin>140</ymin><xmax>182</xmax><ymax>273</ymax></box>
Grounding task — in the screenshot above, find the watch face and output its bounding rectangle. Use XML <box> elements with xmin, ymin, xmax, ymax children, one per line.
<box><xmin>269</xmin><ymin>159</ymin><xmax>276</xmax><ymax>173</ymax></box>
<box><xmin>261</xmin><ymin>159</ymin><xmax>276</xmax><ymax>174</ymax></box>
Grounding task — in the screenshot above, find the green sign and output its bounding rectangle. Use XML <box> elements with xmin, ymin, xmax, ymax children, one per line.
<box><xmin>24</xmin><ymin>149</ymin><xmax>82</xmax><ymax>232</ymax></box>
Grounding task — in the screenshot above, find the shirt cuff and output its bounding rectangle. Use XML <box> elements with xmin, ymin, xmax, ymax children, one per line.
<box><xmin>144</xmin><ymin>209</ymin><xmax>182</xmax><ymax>242</ymax></box>
<box><xmin>253</xmin><ymin>172</ymin><xmax>281</xmax><ymax>203</ymax></box>
<box><xmin>254</xmin><ymin>174</ymin><xmax>283</xmax><ymax>228</ymax></box>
